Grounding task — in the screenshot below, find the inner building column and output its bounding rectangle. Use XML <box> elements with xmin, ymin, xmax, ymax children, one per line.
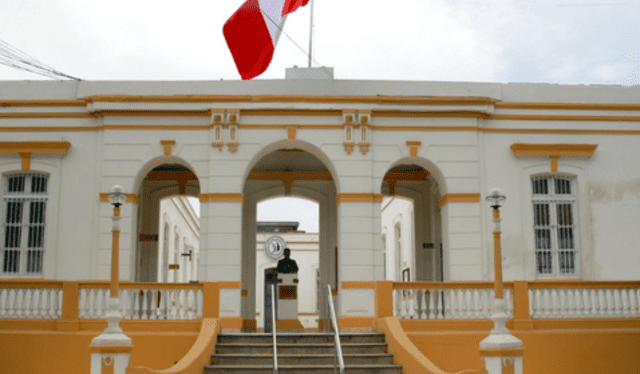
<box><xmin>336</xmin><ymin>193</ymin><xmax>383</xmax><ymax>328</ymax></box>
<box><xmin>198</xmin><ymin>192</ymin><xmax>243</xmax><ymax>330</ymax></box>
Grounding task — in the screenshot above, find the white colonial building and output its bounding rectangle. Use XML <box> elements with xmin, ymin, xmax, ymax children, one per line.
<box><xmin>1</xmin><ymin>73</ymin><xmax>640</xmax><ymax>330</ymax></box>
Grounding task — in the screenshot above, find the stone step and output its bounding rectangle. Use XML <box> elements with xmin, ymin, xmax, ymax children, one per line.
<box><xmin>211</xmin><ymin>353</ymin><xmax>395</xmax><ymax>366</ymax></box>
<box><xmin>215</xmin><ymin>343</ymin><xmax>389</xmax><ymax>355</ymax></box>
<box><xmin>204</xmin><ymin>364</ymin><xmax>402</xmax><ymax>374</ymax></box>
<box><xmin>217</xmin><ymin>333</ymin><xmax>385</xmax><ymax>345</ymax></box>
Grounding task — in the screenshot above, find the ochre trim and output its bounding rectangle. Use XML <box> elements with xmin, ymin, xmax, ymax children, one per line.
<box><xmin>247</xmin><ymin>171</ymin><xmax>333</xmax><ymax>183</ymax></box>
<box><xmin>0</xmin><ymin>99</ymin><xmax>87</xmax><ymax>107</ymax></box>
<box><xmin>3</xmin><ymin>122</ymin><xmax>640</xmax><ymax>134</ymax></box>
<box><xmin>160</xmin><ymin>140</ymin><xmax>176</xmax><ymax>156</ymax></box>
<box><xmin>336</xmin><ymin>193</ymin><xmax>383</xmax><ymax>205</ymax></box>
<box><xmin>494</xmin><ymin>101</ymin><xmax>640</xmax><ymax>111</ymax></box>
<box><xmin>241</xmin><ymin>289</ymin><xmax>248</xmax><ymax>296</ymax></box>
<box><xmin>438</xmin><ymin>193</ymin><xmax>481</xmax><ymax>208</ymax></box>
<box><xmin>99</xmin><ymin>193</ymin><xmax>140</xmax><ymax>205</ymax></box>
<box><xmin>510</xmin><ymin>143</ymin><xmax>598</xmax><ymax>157</ymax></box>
<box><xmin>338</xmin><ymin>316</ymin><xmax>375</xmax><ymax>329</ymax></box>
<box><xmin>276</xmin><ymin>319</ymin><xmax>305</xmax><ymax>330</ymax></box>
<box><xmin>406</xmin><ymin>141</ymin><xmax>422</xmax><ymax>157</ymax></box>
<box><xmin>342</xmin><ymin>281</ymin><xmax>376</xmax><ymax>289</ymax></box>
<box><xmin>89</xmin><ymin>344</ymin><xmax>133</xmax><ymax>354</ymax></box>
<box><xmin>199</xmin><ymin>193</ymin><xmax>244</xmax><ymax>203</ymax></box>
<box><xmin>479</xmin><ymin>347</ymin><xmax>525</xmax><ymax>357</ymax></box>
<box><xmin>0</xmin><ymin>141</ymin><xmax>71</xmax><ymax>154</ymax></box>
<box><xmin>220</xmin><ymin>316</ymin><xmax>242</xmax><ymax>330</ymax></box>
<box><xmin>287</xmin><ymin>127</ymin><xmax>297</xmax><ymax>140</ymax></box>
<box><xmin>127</xmin><ymin>194</ymin><xmax>140</xmax><ymax>205</ymax></box>
<box><xmin>242</xmin><ymin>319</ymin><xmax>257</xmax><ymax>331</ymax></box>
<box><xmin>20</xmin><ymin>152</ymin><xmax>31</xmax><ymax>171</ymax></box>
<box><xmin>219</xmin><ymin>281</ymin><xmax>240</xmax><ymax>289</ymax></box>
<box><xmin>84</xmin><ymin>94</ymin><xmax>498</xmax><ymax>106</ymax></box>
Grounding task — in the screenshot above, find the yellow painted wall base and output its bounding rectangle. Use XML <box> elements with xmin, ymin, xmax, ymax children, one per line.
<box><xmin>338</xmin><ymin>316</ymin><xmax>375</xmax><ymax>329</ymax></box>
<box><xmin>408</xmin><ymin>328</ymin><xmax>640</xmax><ymax>374</ymax></box>
<box><xmin>242</xmin><ymin>319</ymin><xmax>257</xmax><ymax>331</ymax></box>
<box><xmin>276</xmin><ymin>319</ymin><xmax>305</xmax><ymax>330</ymax></box>
<box><xmin>0</xmin><ymin>330</ymin><xmax>198</xmax><ymax>374</ymax></box>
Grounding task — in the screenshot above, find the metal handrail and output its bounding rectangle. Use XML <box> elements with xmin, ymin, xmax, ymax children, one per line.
<box><xmin>271</xmin><ymin>283</ymin><xmax>278</xmax><ymax>374</ymax></box>
<box><xmin>326</xmin><ymin>284</ymin><xmax>345</xmax><ymax>374</ymax></box>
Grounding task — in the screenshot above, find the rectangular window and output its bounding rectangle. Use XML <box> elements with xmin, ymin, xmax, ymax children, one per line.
<box><xmin>532</xmin><ymin>176</ymin><xmax>577</xmax><ymax>277</ymax></box>
<box><xmin>2</xmin><ymin>174</ymin><xmax>48</xmax><ymax>276</ymax></box>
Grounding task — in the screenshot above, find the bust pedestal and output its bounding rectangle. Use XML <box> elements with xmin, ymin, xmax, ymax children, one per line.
<box><xmin>276</xmin><ymin>272</ymin><xmax>304</xmax><ymax>331</ymax></box>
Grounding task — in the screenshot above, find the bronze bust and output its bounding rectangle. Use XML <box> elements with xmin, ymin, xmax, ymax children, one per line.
<box><xmin>276</xmin><ymin>248</ymin><xmax>298</xmax><ymax>274</ymax></box>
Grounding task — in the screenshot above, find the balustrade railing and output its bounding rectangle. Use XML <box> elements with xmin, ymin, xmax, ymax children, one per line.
<box><xmin>529</xmin><ymin>282</ymin><xmax>640</xmax><ymax>319</ymax></box>
<box><xmin>0</xmin><ymin>281</ymin><xmax>63</xmax><ymax>319</ymax></box>
<box><xmin>78</xmin><ymin>282</ymin><xmax>203</xmax><ymax>320</ymax></box>
<box><xmin>392</xmin><ymin>282</ymin><xmax>513</xmax><ymax>320</ymax></box>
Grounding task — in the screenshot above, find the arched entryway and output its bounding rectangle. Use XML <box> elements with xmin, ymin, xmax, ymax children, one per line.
<box><xmin>240</xmin><ymin>144</ymin><xmax>338</xmax><ymax>331</ymax></box>
<box><xmin>380</xmin><ymin>163</ymin><xmax>444</xmax><ymax>282</ymax></box>
<box><xmin>134</xmin><ymin>162</ymin><xmax>200</xmax><ymax>282</ymax></box>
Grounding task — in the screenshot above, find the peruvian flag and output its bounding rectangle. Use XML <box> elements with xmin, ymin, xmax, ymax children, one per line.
<box><xmin>224</xmin><ymin>0</ymin><xmax>310</xmax><ymax>80</ymax></box>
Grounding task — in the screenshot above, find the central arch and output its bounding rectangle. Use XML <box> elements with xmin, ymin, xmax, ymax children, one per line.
<box><xmin>240</xmin><ymin>142</ymin><xmax>338</xmax><ymax>331</ymax></box>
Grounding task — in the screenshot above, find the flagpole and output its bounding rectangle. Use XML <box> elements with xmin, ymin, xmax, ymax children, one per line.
<box><xmin>308</xmin><ymin>0</ymin><xmax>314</xmax><ymax>68</ymax></box>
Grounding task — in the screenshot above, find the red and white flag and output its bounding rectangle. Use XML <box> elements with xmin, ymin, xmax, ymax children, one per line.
<box><xmin>224</xmin><ymin>0</ymin><xmax>310</xmax><ymax>80</ymax></box>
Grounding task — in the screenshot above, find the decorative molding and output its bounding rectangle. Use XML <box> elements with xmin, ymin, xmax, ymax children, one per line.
<box><xmin>510</xmin><ymin>143</ymin><xmax>598</xmax><ymax>157</ymax></box>
<box><xmin>83</xmin><ymin>94</ymin><xmax>499</xmax><ymax>106</ymax></box>
<box><xmin>383</xmin><ymin>169</ymin><xmax>429</xmax><ymax>195</ymax></box>
<box><xmin>406</xmin><ymin>141</ymin><xmax>422</xmax><ymax>157</ymax></box>
<box><xmin>19</xmin><ymin>152</ymin><xmax>31</xmax><ymax>171</ymax></box>
<box><xmin>0</xmin><ymin>141</ymin><xmax>71</xmax><ymax>170</ymax></box>
<box><xmin>358</xmin><ymin>142</ymin><xmax>370</xmax><ymax>155</ymax></box>
<box><xmin>160</xmin><ymin>140</ymin><xmax>175</xmax><ymax>156</ymax></box>
<box><xmin>438</xmin><ymin>193</ymin><xmax>481</xmax><ymax>208</ymax></box>
<box><xmin>287</xmin><ymin>127</ymin><xmax>297</xmax><ymax>140</ymax></box>
<box><xmin>336</xmin><ymin>193</ymin><xmax>383</xmax><ymax>205</ymax></box>
<box><xmin>227</xmin><ymin>141</ymin><xmax>239</xmax><ymax>154</ymax></box>
<box><xmin>211</xmin><ymin>141</ymin><xmax>224</xmax><ymax>152</ymax></box>
<box><xmin>343</xmin><ymin>142</ymin><xmax>355</xmax><ymax>155</ymax></box>
<box><xmin>511</xmin><ymin>143</ymin><xmax>598</xmax><ymax>172</ymax></box>
<box><xmin>199</xmin><ymin>193</ymin><xmax>244</xmax><ymax>203</ymax></box>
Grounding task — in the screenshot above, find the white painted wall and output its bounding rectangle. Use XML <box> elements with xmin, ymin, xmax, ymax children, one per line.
<box><xmin>156</xmin><ymin>196</ymin><xmax>200</xmax><ymax>283</ymax></box>
<box><xmin>1</xmin><ymin>79</ymin><xmax>639</xmax><ymax>290</ymax></box>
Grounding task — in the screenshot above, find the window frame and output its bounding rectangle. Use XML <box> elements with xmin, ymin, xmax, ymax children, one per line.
<box><xmin>1</xmin><ymin>172</ymin><xmax>49</xmax><ymax>278</ymax></box>
<box><xmin>531</xmin><ymin>174</ymin><xmax>581</xmax><ymax>279</ymax></box>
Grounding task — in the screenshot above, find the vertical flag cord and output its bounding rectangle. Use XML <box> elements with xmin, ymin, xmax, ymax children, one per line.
<box><xmin>308</xmin><ymin>0</ymin><xmax>314</xmax><ymax>68</ymax></box>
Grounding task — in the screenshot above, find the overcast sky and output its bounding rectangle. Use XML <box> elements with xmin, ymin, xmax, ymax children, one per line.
<box><xmin>3</xmin><ymin>1</ymin><xmax>638</xmax><ymax>232</ymax></box>
<box><xmin>1</xmin><ymin>0</ymin><xmax>638</xmax><ymax>84</ymax></box>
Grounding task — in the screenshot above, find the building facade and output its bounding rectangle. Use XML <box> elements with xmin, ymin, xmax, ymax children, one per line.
<box><xmin>1</xmin><ymin>78</ymin><xmax>640</xmax><ymax>329</ymax></box>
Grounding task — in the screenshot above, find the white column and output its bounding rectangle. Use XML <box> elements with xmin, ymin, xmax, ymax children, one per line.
<box><xmin>337</xmin><ymin>197</ymin><xmax>379</xmax><ymax>318</ymax></box>
<box><xmin>200</xmin><ymin>196</ymin><xmax>242</xmax><ymax>324</ymax></box>
<box><xmin>441</xmin><ymin>201</ymin><xmax>483</xmax><ymax>280</ymax></box>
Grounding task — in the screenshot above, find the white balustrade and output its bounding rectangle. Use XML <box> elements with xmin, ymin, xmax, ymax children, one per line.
<box><xmin>392</xmin><ymin>284</ymin><xmax>501</xmax><ymax>320</ymax></box>
<box><xmin>529</xmin><ymin>286</ymin><xmax>640</xmax><ymax>319</ymax></box>
<box><xmin>0</xmin><ymin>287</ymin><xmax>62</xmax><ymax>319</ymax></box>
<box><xmin>78</xmin><ymin>286</ymin><xmax>203</xmax><ymax>320</ymax></box>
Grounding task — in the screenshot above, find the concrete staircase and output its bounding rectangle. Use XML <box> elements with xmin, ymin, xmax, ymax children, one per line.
<box><xmin>205</xmin><ymin>332</ymin><xmax>402</xmax><ymax>374</ymax></box>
